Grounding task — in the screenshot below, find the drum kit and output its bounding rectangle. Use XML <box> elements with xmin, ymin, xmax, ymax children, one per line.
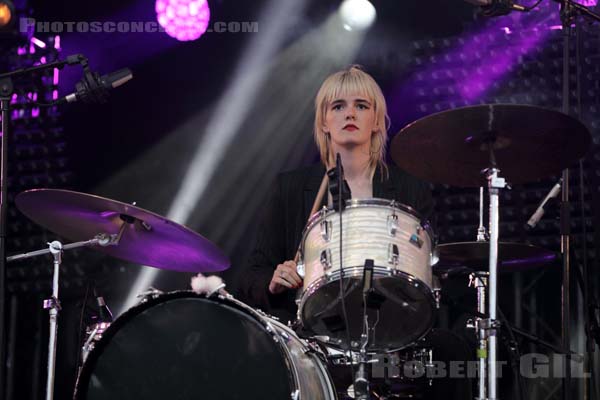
<box><xmin>6</xmin><ymin>104</ymin><xmax>591</xmax><ymax>399</ymax></box>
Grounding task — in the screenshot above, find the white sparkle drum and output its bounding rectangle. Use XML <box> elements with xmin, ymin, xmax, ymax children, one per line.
<box><xmin>297</xmin><ymin>198</ymin><xmax>437</xmax><ymax>352</ymax></box>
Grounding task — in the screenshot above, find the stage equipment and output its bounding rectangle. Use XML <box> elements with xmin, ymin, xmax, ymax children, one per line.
<box><xmin>298</xmin><ymin>199</ymin><xmax>437</xmax><ymax>353</ymax></box>
<box><xmin>391</xmin><ymin>103</ymin><xmax>590</xmax><ymax>399</ymax></box>
<box><xmin>15</xmin><ymin>189</ymin><xmax>230</xmax><ymax>273</ymax></box>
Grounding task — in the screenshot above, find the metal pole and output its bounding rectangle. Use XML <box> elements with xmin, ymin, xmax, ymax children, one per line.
<box><xmin>487</xmin><ymin>167</ymin><xmax>505</xmax><ymax>400</ymax></box>
<box><xmin>471</xmin><ymin>272</ymin><xmax>489</xmax><ymax>400</ymax></box>
<box><xmin>560</xmin><ymin>3</ymin><xmax>573</xmax><ymax>399</ymax></box>
<box><xmin>0</xmin><ymin>87</ymin><xmax>12</xmax><ymax>400</ymax></box>
<box><xmin>44</xmin><ymin>241</ymin><xmax>63</xmax><ymax>400</ymax></box>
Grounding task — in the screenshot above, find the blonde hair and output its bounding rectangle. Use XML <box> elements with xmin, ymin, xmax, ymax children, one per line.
<box><xmin>313</xmin><ymin>65</ymin><xmax>389</xmax><ymax>177</ymax></box>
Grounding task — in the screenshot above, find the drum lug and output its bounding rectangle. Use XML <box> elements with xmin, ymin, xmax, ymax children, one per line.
<box><xmin>290</xmin><ymin>389</ymin><xmax>300</xmax><ymax>400</ymax></box>
<box><xmin>320</xmin><ymin>249</ymin><xmax>332</xmax><ymax>270</ymax></box>
<box><xmin>265</xmin><ymin>321</ymin><xmax>281</xmax><ymax>344</ymax></box>
<box><xmin>387</xmin><ymin>214</ymin><xmax>399</xmax><ymax>236</ymax></box>
<box><xmin>136</xmin><ymin>287</ymin><xmax>164</xmax><ymax>304</ymax></box>
<box><xmin>320</xmin><ymin>220</ymin><xmax>332</xmax><ymax>242</ymax></box>
<box><xmin>279</xmin><ymin>330</ymin><xmax>290</xmax><ymax>342</ymax></box>
<box><xmin>319</xmin><ymin>206</ymin><xmax>328</xmax><ymax>218</ymax></box>
<box><xmin>409</xmin><ymin>228</ymin><xmax>424</xmax><ymax>249</ymax></box>
<box><xmin>433</xmin><ymin>288</ymin><xmax>442</xmax><ymax>309</ymax></box>
<box><xmin>296</xmin><ymin>261</ymin><xmax>305</xmax><ymax>279</ymax></box>
<box><xmin>388</xmin><ymin>243</ymin><xmax>399</xmax><ymax>266</ymax></box>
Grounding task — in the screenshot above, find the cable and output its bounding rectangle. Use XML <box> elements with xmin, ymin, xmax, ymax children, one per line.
<box><xmin>497</xmin><ymin>306</ymin><xmax>528</xmax><ymax>400</ymax></box>
<box><xmin>335</xmin><ymin>157</ymin><xmax>356</xmax><ymax>388</ymax></box>
<box><xmin>74</xmin><ymin>281</ymin><xmax>91</xmax><ymax>381</ymax></box>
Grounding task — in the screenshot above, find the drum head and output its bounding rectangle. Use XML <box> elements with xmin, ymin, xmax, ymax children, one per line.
<box><xmin>75</xmin><ymin>292</ymin><xmax>294</xmax><ymax>400</ymax></box>
<box><xmin>300</xmin><ymin>273</ymin><xmax>435</xmax><ymax>352</ymax></box>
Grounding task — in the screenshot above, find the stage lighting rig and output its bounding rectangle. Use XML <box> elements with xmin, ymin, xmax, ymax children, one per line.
<box><xmin>464</xmin><ymin>0</ymin><xmax>528</xmax><ymax>16</ymax></box>
<box><xmin>339</xmin><ymin>0</ymin><xmax>376</xmax><ymax>31</ymax></box>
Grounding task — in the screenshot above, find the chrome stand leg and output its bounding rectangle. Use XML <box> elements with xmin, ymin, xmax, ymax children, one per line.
<box><xmin>44</xmin><ymin>241</ymin><xmax>63</xmax><ymax>400</ymax></box>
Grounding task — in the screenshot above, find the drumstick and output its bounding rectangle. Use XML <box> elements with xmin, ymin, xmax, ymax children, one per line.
<box><xmin>293</xmin><ymin>172</ymin><xmax>329</xmax><ymax>264</ymax></box>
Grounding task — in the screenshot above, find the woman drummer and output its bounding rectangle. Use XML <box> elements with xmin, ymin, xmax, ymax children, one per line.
<box><xmin>238</xmin><ymin>65</ymin><xmax>433</xmax><ymax>323</ymax></box>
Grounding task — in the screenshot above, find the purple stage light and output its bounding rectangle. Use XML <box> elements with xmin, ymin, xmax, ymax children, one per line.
<box><xmin>577</xmin><ymin>0</ymin><xmax>597</xmax><ymax>6</ymax></box>
<box><xmin>456</xmin><ymin>25</ymin><xmax>550</xmax><ymax>101</ymax></box>
<box><xmin>387</xmin><ymin>5</ymin><xmax>559</xmax><ymax>125</ymax></box>
<box><xmin>155</xmin><ymin>0</ymin><xmax>210</xmax><ymax>42</ymax></box>
<box><xmin>31</xmin><ymin>37</ymin><xmax>46</xmax><ymax>49</ymax></box>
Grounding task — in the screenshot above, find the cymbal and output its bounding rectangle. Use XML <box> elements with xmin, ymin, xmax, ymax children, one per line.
<box><xmin>391</xmin><ymin>104</ymin><xmax>591</xmax><ymax>187</ymax></box>
<box><xmin>435</xmin><ymin>241</ymin><xmax>556</xmax><ymax>273</ymax></box>
<box><xmin>15</xmin><ymin>189</ymin><xmax>230</xmax><ymax>273</ymax></box>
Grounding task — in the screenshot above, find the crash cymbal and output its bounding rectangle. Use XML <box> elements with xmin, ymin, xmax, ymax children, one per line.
<box><xmin>435</xmin><ymin>241</ymin><xmax>556</xmax><ymax>273</ymax></box>
<box><xmin>391</xmin><ymin>104</ymin><xmax>591</xmax><ymax>187</ymax></box>
<box><xmin>15</xmin><ymin>189</ymin><xmax>230</xmax><ymax>273</ymax></box>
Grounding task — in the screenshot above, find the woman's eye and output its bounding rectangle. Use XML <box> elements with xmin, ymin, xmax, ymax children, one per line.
<box><xmin>357</xmin><ymin>104</ymin><xmax>368</xmax><ymax>110</ymax></box>
<box><xmin>332</xmin><ymin>104</ymin><xmax>343</xmax><ymax>111</ymax></box>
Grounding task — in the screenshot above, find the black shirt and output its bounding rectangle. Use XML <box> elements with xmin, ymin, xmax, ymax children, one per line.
<box><xmin>237</xmin><ymin>163</ymin><xmax>434</xmax><ymax>323</ymax></box>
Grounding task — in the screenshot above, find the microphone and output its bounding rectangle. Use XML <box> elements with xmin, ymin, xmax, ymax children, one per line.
<box><xmin>464</xmin><ymin>0</ymin><xmax>527</xmax><ymax>16</ymax></box>
<box><xmin>336</xmin><ymin>153</ymin><xmax>344</xmax><ymax>212</ymax></box>
<box><xmin>59</xmin><ymin>67</ymin><xmax>133</xmax><ymax>105</ymax></box>
<box><xmin>93</xmin><ymin>288</ymin><xmax>114</xmax><ymax>323</ymax></box>
<box><xmin>526</xmin><ymin>179</ymin><xmax>562</xmax><ymax>229</ymax></box>
<box><xmin>438</xmin><ymin>266</ymin><xmax>473</xmax><ymax>280</ymax></box>
<box><xmin>327</xmin><ymin>153</ymin><xmax>351</xmax><ymax>212</ymax></box>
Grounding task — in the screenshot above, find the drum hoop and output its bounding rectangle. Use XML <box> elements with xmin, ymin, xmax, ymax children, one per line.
<box><xmin>300</xmin><ymin>198</ymin><xmax>435</xmax><ymax>254</ymax></box>
<box><xmin>300</xmin><ymin>267</ymin><xmax>434</xmax><ymax>307</ymax></box>
<box><xmin>73</xmin><ymin>291</ymin><xmax>300</xmax><ymax>399</ymax></box>
<box><xmin>298</xmin><ymin>268</ymin><xmax>436</xmax><ymax>353</ymax></box>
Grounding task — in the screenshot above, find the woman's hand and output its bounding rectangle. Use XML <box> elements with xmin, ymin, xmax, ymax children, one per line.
<box><xmin>268</xmin><ymin>260</ymin><xmax>303</xmax><ymax>294</ymax></box>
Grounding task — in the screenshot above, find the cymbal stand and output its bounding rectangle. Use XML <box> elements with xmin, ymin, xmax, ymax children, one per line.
<box><xmin>7</xmin><ymin>233</ymin><xmax>116</xmax><ymax>400</ymax></box>
<box><xmin>485</xmin><ymin>144</ymin><xmax>508</xmax><ymax>400</ymax></box>
<box><xmin>468</xmin><ymin>272</ymin><xmax>489</xmax><ymax>400</ymax></box>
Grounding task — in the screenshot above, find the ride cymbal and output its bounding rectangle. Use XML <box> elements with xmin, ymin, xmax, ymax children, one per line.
<box><xmin>391</xmin><ymin>104</ymin><xmax>591</xmax><ymax>187</ymax></box>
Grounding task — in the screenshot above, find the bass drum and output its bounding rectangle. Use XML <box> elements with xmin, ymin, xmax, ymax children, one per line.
<box><xmin>74</xmin><ymin>291</ymin><xmax>337</xmax><ymax>400</ymax></box>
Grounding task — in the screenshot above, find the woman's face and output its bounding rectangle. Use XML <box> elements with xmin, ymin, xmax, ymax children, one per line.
<box><xmin>323</xmin><ymin>92</ymin><xmax>377</xmax><ymax>152</ymax></box>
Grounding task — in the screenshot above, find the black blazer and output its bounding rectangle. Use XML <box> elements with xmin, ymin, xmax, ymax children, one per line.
<box><xmin>236</xmin><ymin>163</ymin><xmax>434</xmax><ymax>323</ymax></box>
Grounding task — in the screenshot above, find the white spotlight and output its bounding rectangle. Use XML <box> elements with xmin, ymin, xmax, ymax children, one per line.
<box><xmin>339</xmin><ymin>0</ymin><xmax>376</xmax><ymax>31</ymax></box>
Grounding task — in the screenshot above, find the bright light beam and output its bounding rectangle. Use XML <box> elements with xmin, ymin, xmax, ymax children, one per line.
<box><xmin>202</xmin><ymin>14</ymin><xmax>369</xmax><ymax>249</ymax></box>
<box><xmin>119</xmin><ymin>0</ymin><xmax>308</xmax><ymax>315</ymax></box>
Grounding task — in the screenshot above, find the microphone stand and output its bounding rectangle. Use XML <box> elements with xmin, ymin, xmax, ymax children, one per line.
<box><xmin>559</xmin><ymin>4</ymin><xmax>574</xmax><ymax>398</ymax></box>
<box><xmin>557</xmin><ymin>3</ymin><xmax>600</xmax><ymax>400</ymax></box>
<box><xmin>560</xmin><ymin>0</ymin><xmax>600</xmax><ymax>400</ymax></box>
<box><xmin>0</xmin><ymin>54</ymin><xmax>84</xmax><ymax>398</ymax></box>
<box><xmin>6</xmin><ymin>233</ymin><xmax>117</xmax><ymax>400</ymax></box>
<box><xmin>330</xmin><ymin>153</ymin><xmax>357</xmax><ymax>395</ymax></box>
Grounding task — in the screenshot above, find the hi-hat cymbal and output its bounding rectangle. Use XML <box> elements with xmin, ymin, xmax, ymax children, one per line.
<box><xmin>15</xmin><ymin>189</ymin><xmax>230</xmax><ymax>273</ymax></box>
<box><xmin>435</xmin><ymin>241</ymin><xmax>556</xmax><ymax>273</ymax></box>
<box><xmin>391</xmin><ymin>104</ymin><xmax>591</xmax><ymax>187</ymax></box>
